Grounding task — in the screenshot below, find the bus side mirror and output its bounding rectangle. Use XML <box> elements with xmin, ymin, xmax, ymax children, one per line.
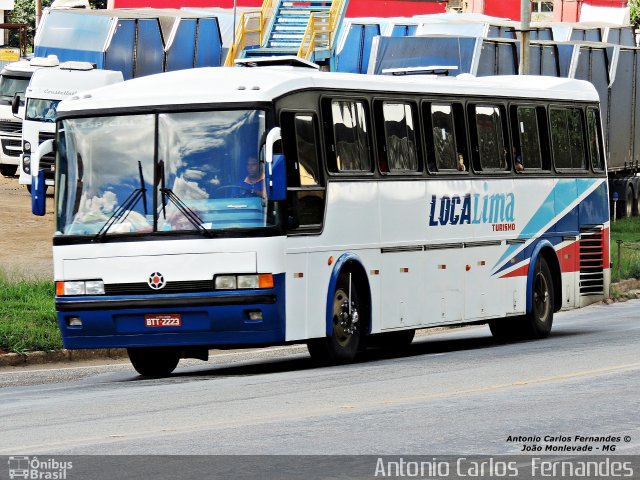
<box><xmin>31</xmin><ymin>139</ymin><xmax>54</xmax><ymax>216</ymax></box>
<box><xmin>268</xmin><ymin>154</ymin><xmax>286</xmax><ymax>201</ymax></box>
<box><xmin>265</xmin><ymin>127</ymin><xmax>286</xmax><ymax>201</ymax></box>
<box><xmin>11</xmin><ymin>94</ymin><xmax>20</xmax><ymax>116</ymax></box>
<box><xmin>32</xmin><ymin>170</ymin><xmax>46</xmax><ymax>216</ymax></box>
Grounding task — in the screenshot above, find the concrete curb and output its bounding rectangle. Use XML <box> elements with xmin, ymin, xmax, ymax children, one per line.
<box><xmin>0</xmin><ymin>349</ymin><xmax>127</xmax><ymax>367</ymax></box>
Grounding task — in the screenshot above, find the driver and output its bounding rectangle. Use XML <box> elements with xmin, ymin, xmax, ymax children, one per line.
<box><xmin>237</xmin><ymin>156</ymin><xmax>265</xmax><ymax>197</ymax></box>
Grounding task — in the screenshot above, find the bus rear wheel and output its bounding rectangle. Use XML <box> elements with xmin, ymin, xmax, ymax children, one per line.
<box><xmin>522</xmin><ymin>257</ymin><xmax>554</xmax><ymax>339</ymax></box>
<box><xmin>307</xmin><ymin>272</ymin><xmax>362</xmax><ymax>364</ymax></box>
<box><xmin>489</xmin><ymin>257</ymin><xmax>554</xmax><ymax>341</ymax></box>
<box><xmin>127</xmin><ymin>347</ymin><xmax>180</xmax><ymax>377</ymax></box>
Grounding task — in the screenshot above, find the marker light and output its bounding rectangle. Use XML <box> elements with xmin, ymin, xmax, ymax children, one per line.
<box><xmin>214</xmin><ymin>274</ymin><xmax>274</xmax><ymax>290</ymax></box>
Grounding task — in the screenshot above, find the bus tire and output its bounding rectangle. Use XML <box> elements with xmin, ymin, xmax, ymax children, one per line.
<box><xmin>490</xmin><ymin>257</ymin><xmax>554</xmax><ymax>341</ymax></box>
<box><xmin>521</xmin><ymin>257</ymin><xmax>554</xmax><ymax>339</ymax></box>
<box><xmin>307</xmin><ymin>272</ymin><xmax>362</xmax><ymax>364</ymax></box>
<box><xmin>127</xmin><ymin>347</ymin><xmax>180</xmax><ymax>377</ymax></box>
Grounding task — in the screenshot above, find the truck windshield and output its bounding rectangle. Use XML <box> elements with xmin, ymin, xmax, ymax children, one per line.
<box><xmin>26</xmin><ymin>98</ymin><xmax>61</xmax><ymax>122</ymax></box>
<box><xmin>55</xmin><ymin>109</ymin><xmax>279</xmax><ymax>237</ymax></box>
<box><xmin>0</xmin><ymin>74</ymin><xmax>29</xmax><ymax>103</ymax></box>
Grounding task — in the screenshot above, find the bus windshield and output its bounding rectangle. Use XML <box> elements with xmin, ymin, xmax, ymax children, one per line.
<box><xmin>26</xmin><ymin>98</ymin><xmax>61</xmax><ymax>122</ymax></box>
<box><xmin>55</xmin><ymin>109</ymin><xmax>276</xmax><ymax>236</ymax></box>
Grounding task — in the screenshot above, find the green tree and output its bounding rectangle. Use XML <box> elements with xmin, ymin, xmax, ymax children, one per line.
<box><xmin>631</xmin><ymin>0</ymin><xmax>640</xmax><ymax>29</ymax></box>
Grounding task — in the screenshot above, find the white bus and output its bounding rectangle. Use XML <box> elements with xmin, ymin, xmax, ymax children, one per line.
<box><xmin>32</xmin><ymin>59</ymin><xmax>610</xmax><ymax>377</ymax></box>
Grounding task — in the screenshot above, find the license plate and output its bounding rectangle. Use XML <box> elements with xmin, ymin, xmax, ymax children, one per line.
<box><xmin>144</xmin><ymin>314</ymin><xmax>182</xmax><ymax>327</ymax></box>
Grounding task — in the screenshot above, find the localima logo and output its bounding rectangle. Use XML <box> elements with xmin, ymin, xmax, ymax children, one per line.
<box><xmin>148</xmin><ymin>272</ymin><xmax>166</xmax><ymax>290</ymax></box>
<box><xmin>428</xmin><ymin>186</ymin><xmax>516</xmax><ymax>232</ymax></box>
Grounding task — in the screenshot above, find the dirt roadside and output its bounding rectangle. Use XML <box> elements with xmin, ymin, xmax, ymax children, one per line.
<box><xmin>0</xmin><ymin>174</ymin><xmax>55</xmax><ymax>279</ymax></box>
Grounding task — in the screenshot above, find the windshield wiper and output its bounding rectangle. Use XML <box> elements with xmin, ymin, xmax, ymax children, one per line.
<box><xmin>93</xmin><ymin>161</ymin><xmax>148</xmax><ymax>242</ymax></box>
<box><xmin>158</xmin><ymin>160</ymin><xmax>210</xmax><ymax>236</ymax></box>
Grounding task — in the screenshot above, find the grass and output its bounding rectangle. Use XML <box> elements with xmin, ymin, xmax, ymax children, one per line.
<box><xmin>0</xmin><ymin>269</ymin><xmax>60</xmax><ymax>354</ymax></box>
<box><xmin>0</xmin><ymin>218</ymin><xmax>638</xmax><ymax>355</ymax></box>
<box><xmin>610</xmin><ymin>217</ymin><xmax>640</xmax><ymax>283</ymax></box>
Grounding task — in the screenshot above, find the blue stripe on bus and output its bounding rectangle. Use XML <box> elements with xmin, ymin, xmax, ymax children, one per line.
<box><xmin>57</xmin><ymin>273</ymin><xmax>286</xmax><ymax>349</ymax></box>
<box><xmin>492</xmin><ymin>178</ymin><xmax>604</xmax><ymax>275</ymax></box>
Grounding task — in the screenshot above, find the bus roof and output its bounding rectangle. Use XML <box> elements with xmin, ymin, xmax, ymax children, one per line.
<box><xmin>57</xmin><ymin>66</ymin><xmax>600</xmax><ymax>114</ymax></box>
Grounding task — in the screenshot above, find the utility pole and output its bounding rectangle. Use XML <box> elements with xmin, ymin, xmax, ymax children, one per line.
<box><xmin>36</xmin><ymin>0</ymin><xmax>43</xmax><ymax>28</ymax></box>
<box><xmin>519</xmin><ymin>0</ymin><xmax>531</xmax><ymax>75</ymax></box>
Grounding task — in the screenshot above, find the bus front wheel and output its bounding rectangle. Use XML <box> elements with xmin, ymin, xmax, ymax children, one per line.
<box><xmin>127</xmin><ymin>347</ymin><xmax>180</xmax><ymax>377</ymax></box>
<box><xmin>307</xmin><ymin>272</ymin><xmax>362</xmax><ymax>364</ymax></box>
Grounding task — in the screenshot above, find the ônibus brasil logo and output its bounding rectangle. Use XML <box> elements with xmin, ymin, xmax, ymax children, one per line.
<box><xmin>428</xmin><ymin>185</ymin><xmax>516</xmax><ymax>232</ymax></box>
<box><xmin>8</xmin><ymin>456</ymin><xmax>73</xmax><ymax>479</ymax></box>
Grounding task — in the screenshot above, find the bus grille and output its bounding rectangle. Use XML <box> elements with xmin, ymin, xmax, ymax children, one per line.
<box><xmin>579</xmin><ymin>228</ymin><xmax>605</xmax><ymax>296</ymax></box>
<box><xmin>104</xmin><ymin>280</ymin><xmax>215</xmax><ymax>295</ymax></box>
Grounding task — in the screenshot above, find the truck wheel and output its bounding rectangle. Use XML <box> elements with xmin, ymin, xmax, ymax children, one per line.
<box><xmin>0</xmin><ymin>164</ymin><xmax>17</xmax><ymax>177</ymax></box>
<box><xmin>625</xmin><ymin>188</ymin><xmax>634</xmax><ymax>218</ymax></box>
<box><xmin>127</xmin><ymin>347</ymin><xmax>180</xmax><ymax>377</ymax></box>
<box><xmin>307</xmin><ymin>271</ymin><xmax>363</xmax><ymax>364</ymax></box>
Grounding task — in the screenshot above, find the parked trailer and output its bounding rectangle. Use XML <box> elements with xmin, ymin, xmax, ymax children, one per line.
<box><xmin>34</xmin><ymin>8</ymin><xmax>223</xmax><ymax>80</ymax></box>
<box><xmin>365</xmin><ymin>24</ymin><xmax>640</xmax><ymax>217</ymax></box>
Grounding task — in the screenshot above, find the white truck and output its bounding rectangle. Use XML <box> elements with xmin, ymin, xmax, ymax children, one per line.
<box><xmin>16</xmin><ymin>63</ymin><xmax>123</xmax><ymax>190</ymax></box>
<box><xmin>0</xmin><ymin>56</ymin><xmax>61</xmax><ymax>177</ymax></box>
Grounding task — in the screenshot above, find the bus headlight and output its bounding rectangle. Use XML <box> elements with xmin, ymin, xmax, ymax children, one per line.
<box><xmin>237</xmin><ymin>275</ymin><xmax>259</xmax><ymax>289</ymax></box>
<box><xmin>214</xmin><ymin>275</ymin><xmax>236</xmax><ymax>290</ymax></box>
<box><xmin>24</xmin><ymin>141</ymin><xmax>31</xmax><ymax>152</ymax></box>
<box><xmin>85</xmin><ymin>280</ymin><xmax>106</xmax><ymax>295</ymax></box>
<box><xmin>56</xmin><ymin>280</ymin><xmax>105</xmax><ymax>296</ymax></box>
<box><xmin>214</xmin><ymin>274</ymin><xmax>274</xmax><ymax>290</ymax></box>
<box><xmin>23</xmin><ymin>156</ymin><xmax>30</xmax><ymax>174</ymax></box>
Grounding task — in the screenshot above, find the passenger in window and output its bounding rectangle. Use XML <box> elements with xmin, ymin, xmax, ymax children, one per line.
<box><xmin>457</xmin><ymin>154</ymin><xmax>466</xmax><ymax>172</ymax></box>
<box><xmin>513</xmin><ymin>147</ymin><xmax>524</xmax><ymax>172</ymax></box>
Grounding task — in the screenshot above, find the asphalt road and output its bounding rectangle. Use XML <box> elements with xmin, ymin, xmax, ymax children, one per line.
<box><xmin>1</xmin><ymin>300</ymin><xmax>638</xmax><ymax>457</ymax></box>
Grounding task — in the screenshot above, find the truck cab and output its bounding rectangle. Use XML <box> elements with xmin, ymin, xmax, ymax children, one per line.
<box><xmin>17</xmin><ymin>62</ymin><xmax>123</xmax><ymax>190</ymax></box>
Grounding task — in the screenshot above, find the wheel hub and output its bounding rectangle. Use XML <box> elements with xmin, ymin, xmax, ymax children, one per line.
<box><xmin>339</xmin><ymin>299</ymin><xmax>359</xmax><ymax>335</ymax></box>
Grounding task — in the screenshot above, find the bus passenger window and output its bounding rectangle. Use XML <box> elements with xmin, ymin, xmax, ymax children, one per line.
<box><xmin>587</xmin><ymin>108</ymin><xmax>604</xmax><ymax>171</ymax></box>
<box><xmin>474</xmin><ymin>105</ymin><xmax>508</xmax><ymax>171</ymax></box>
<box><xmin>295</xmin><ymin>115</ymin><xmax>321</xmax><ymax>186</ymax></box>
<box><xmin>431</xmin><ymin>104</ymin><xmax>459</xmax><ymax>171</ymax></box>
<box><xmin>381</xmin><ymin>102</ymin><xmax>419</xmax><ymax>173</ymax></box>
<box><xmin>550</xmin><ymin>107</ymin><xmax>586</xmax><ymax>170</ymax></box>
<box><xmin>330</xmin><ymin>100</ymin><xmax>371</xmax><ymax>172</ymax></box>
<box><xmin>514</xmin><ymin>106</ymin><xmax>543</xmax><ymax>170</ymax></box>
